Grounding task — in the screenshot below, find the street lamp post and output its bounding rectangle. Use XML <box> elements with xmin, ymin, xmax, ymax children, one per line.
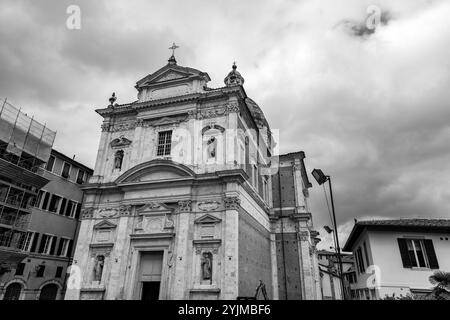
<box><xmin>312</xmin><ymin>168</ymin><xmax>347</xmax><ymax>300</ymax></box>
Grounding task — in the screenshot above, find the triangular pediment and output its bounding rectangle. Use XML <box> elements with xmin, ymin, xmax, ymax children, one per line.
<box><xmin>136</xmin><ymin>64</ymin><xmax>210</xmax><ymax>89</ymax></box>
<box><xmin>153</xmin><ymin>70</ymin><xmax>190</xmax><ymax>83</ymax></box>
<box><xmin>94</xmin><ymin>220</ymin><xmax>117</xmax><ymax>229</ymax></box>
<box><xmin>194</xmin><ymin>214</ymin><xmax>222</xmax><ymax>224</ymax></box>
<box><xmin>137</xmin><ymin>202</ymin><xmax>173</xmax><ymax>214</ymax></box>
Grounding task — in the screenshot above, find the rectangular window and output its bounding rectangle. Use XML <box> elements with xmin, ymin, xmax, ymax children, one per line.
<box><xmin>66</xmin><ymin>239</ymin><xmax>74</xmax><ymax>258</ymax></box>
<box><xmin>15</xmin><ymin>263</ymin><xmax>25</xmax><ymax>276</ymax></box>
<box><xmin>74</xmin><ymin>203</ymin><xmax>81</xmax><ymax>219</ymax></box>
<box><xmin>55</xmin><ymin>266</ymin><xmax>63</xmax><ymax>278</ymax></box>
<box><xmin>157</xmin><ymin>130</ymin><xmax>172</xmax><ymax>156</ymax></box>
<box><xmin>36</xmin><ymin>265</ymin><xmax>45</xmax><ymax>277</ymax></box>
<box><xmin>58</xmin><ymin>238</ymin><xmax>70</xmax><ymax>257</ymax></box>
<box><xmin>69</xmin><ymin>202</ymin><xmax>78</xmax><ymax>218</ymax></box>
<box><xmin>76</xmin><ymin>169</ymin><xmax>85</xmax><ymax>184</ymax></box>
<box><xmin>45</xmin><ymin>155</ymin><xmax>56</xmax><ymax>172</ymax></box>
<box><xmin>30</xmin><ymin>232</ymin><xmax>40</xmax><ymax>253</ymax></box>
<box><xmin>252</xmin><ymin>164</ymin><xmax>258</xmax><ymax>187</ymax></box>
<box><xmin>61</xmin><ymin>162</ymin><xmax>71</xmax><ymax>179</ymax></box>
<box><xmin>405</xmin><ymin>239</ymin><xmax>429</xmax><ymax>268</ymax></box>
<box><xmin>59</xmin><ymin>198</ymin><xmax>67</xmax><ymax>215</ymax></box>
<box><xmin>263</xmin><ymin>176</ymin><xmax>269</xmax><ymax>202</ymax></box>
<box><xmin>48</xmin><ymin>194</ymin><xmax>61</xmax><ymax>213</ymax></box>
<box><xmin>35</xmin><ymin>190</ymin><xmax>44</xmax><ymax>208</ymax></box>
<box><xmin>40</xmin><ymin>234</ymin><xmax>55</xmax><ymax>255</ymax></box>
<box><xmin>357</xmin><ymin>247</ymin><xmax>365</xmax><ymax>273</ymax></box>
<box><xmin>41</xmin><ymin>192</ymin><xmax>50</xmax><ymax>210</ymax></box>
<box><xmin>23</xmin><ymin>231</ymin><xmax>35</xmax><ymax>252</ymax></box>
<box><xmin>238</xmin><ymin>142</ymin><xmax>246</xmax><ymax>167</ymax></box>
<box><xmin>65</xmin><ymin>200</ymin><xmax>74</xmax><ymax>217</ymax></box>
<box><xmin>363</xmin><ymin>242</ymin><xmax>370</xmax><ymax>266</ymax></box>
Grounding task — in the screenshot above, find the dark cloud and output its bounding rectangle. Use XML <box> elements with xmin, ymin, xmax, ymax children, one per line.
<box><xmin>337</xmin><ymin>10</ymin><xmax>392</xmax><ymax>38</ymax></box>
<box><xmin>0</xmin><ymin>0</ymin><xmax>449</xmax><ymax>250</ymax></box>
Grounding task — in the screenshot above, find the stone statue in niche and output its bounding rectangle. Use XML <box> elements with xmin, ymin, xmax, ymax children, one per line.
<box><xmin>114</xmin><ymin>150</ymin><xmax>124</xmax><ymax>170</ymax></box>
<box><xmin>201</xmin><ymin>252</ymin><xmax>213</xmax><ymax>281</ymax></box>
<box><xmin>206</xmin><ymin>137</ymin><xmax>217</xmax><ymax>159</ymax></box>
<box><xmin>93</xmin><ymin>255</ymin><xmax>105</xmax><ymax>282</ymax></box>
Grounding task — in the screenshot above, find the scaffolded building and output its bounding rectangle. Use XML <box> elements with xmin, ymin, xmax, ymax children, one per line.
<box><xmin>0</xmin><ymin>98</ymin><xmax>56</xmax><ymax>271</ymax></box>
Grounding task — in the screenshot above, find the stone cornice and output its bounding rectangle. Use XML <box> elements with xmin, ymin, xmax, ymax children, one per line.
<box><xmin>95</xmin><ymin>86</ymin><xmax>246</xmax><ymax>118</ymax></box>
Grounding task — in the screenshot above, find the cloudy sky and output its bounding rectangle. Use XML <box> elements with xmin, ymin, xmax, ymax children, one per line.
<box><xmin>1</xmin><ymin>0</ymin><xmax>449</xmax><ymax>249</ymax></box>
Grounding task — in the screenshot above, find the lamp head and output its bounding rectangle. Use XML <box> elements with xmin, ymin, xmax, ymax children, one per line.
<box><xmin>312</xmin><ymin>168</ymin><xmax>328</xmax><ymax>185</ymax></box>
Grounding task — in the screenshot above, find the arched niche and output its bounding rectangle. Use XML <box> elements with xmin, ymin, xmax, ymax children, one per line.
<box><xmin>201</xmin><ymin>125</ymin><xmax>225</xmax><ymax>165</ymax></box>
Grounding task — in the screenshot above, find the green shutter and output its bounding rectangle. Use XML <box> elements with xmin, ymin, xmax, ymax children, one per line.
<box><xmin>424</xmin><ymin>239</ymin><xmax>439</xmax><ymax>269</ymax></box>
<box><xmin>397</xmin><ymin>238</ymin><xmax>412</xmax><ymax>268</ymax></box>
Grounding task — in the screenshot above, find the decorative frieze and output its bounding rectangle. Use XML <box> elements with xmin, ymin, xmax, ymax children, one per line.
<box><xmin>197</xmin><ymin>103</ymin><xmax>240</xmax><ymax>120</ymax></box>
<box><xmin>82</xmin><ymin>205</ymin><xmax>133</xmax><ymax>219</ymax></box>
<box><xmin>223</xmin><ymin>196</ymin><xmax>240</xmax><ymax>210</ymax></box>
<box><xmin>105</xmin><ymin>122</ymin><xmax>138</xmax><ymax>133</ymax></box>
<box><xmin>198</xmin><ymin>201</ymin><xmax>220</xmax><ymax>212</ymax></box>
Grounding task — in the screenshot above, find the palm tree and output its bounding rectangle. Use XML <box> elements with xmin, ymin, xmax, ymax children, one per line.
<box><xmin>428</xmin><ymin>270</ymin><xmax>450</xmax><ymax>300</ymax></box>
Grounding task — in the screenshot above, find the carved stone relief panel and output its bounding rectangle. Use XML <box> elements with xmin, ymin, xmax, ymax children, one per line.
<box><xmin>197</xmin><ymin>201</ymin><xmax>220</xmax><ymax>212</ymax></box>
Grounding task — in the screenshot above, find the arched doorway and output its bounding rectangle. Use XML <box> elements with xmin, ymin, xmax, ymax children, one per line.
<box><xmin>39</xmin><ymin>283</ymin><xmax>58</xmax><ymax>300</ymax></box>
<box><xmin>3</xmin><ymin>283</ymin><xmax>22</xmax><ymax>300</ymax></box>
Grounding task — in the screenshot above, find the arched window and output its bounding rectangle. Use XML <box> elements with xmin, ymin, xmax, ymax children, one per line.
<box><xmin>39</xmin><ymin>283</ymin><xmax>58</xmax><ymax>300</ymax></box>
<box><xmin>3</xmin><ymin>283</ymin><xmax>22</xmax><ymax>300</ymax></box>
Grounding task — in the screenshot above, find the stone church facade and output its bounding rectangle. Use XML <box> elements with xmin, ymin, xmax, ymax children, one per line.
<box><xmin>65</xmin><ymin>53</ymin><xmax>321</xmax><ymax>300</ymax></box>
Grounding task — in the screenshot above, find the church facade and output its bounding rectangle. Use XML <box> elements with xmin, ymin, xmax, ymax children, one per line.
<box><xmin>65</xmin><ymin>52</ymin><xmax>321</xmax><ymax>300</ymax></box>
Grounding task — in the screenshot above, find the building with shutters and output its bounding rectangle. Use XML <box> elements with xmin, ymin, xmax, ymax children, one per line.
<box><xmin>65</xmin><ymin>52</ymin><xmax>321</xmax><ymax>300</ymax></box>
<box><xmin>343</xmin><ymin>218</ymin><xmax>450</xmax><ymax>300</ymax></box>
<box><xmin>0</xmin><ymin>149</ymin><xmax>93</xmax><ymax>300</ymax></box>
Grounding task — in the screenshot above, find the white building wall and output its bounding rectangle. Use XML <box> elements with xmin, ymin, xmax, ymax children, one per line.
<box><xmin>352</xmin><ymin>229</ymin><xmax>450</xmax><ymax>299</ymax></box>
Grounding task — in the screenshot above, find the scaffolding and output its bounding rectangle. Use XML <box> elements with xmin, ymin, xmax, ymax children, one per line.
<box><xmin>0</xmin><ymin>98</ymin><xmax>56</xmax><ymax>171</ymax></box>
<box><xmin>0</xmin><ymin>98</ymin><xmax>56</xmax><ymax>269</ymax></box>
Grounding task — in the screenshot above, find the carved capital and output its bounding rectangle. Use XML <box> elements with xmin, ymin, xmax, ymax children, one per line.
<box><xmin>81</xmin><ymin>208</ymin><xmax>95</xmax><ymax>219</ymax></box>
<box><xmin>299</xmin><ymin>231</ymin><xmax>309</xmax><ymax>241</ymax></box>
<box><xmin>223</xmin><ymin>196</ymin><xmax>240</xmax><ymax>210</ymax></box>
<box><xmin>225</xmin><ymin>102</ymin><xmax>240</xmax><ymax>114</ymax></box>
<box><xmin>101</xmin><ymin>123</ymin><xmax>111</xmax><ymax>132</ymax></box>
<box><xmin>178</xmin><ymin>200</ymin><xmax>192</xmax><ymax>212</ymax></box>
<box><xmin>187</xmin><ymin>110</ymin><xmax>197</xmax><ymax>120</ymax></box>
<box><xmin>135</xmin><ymin>119</ymin><xmax>144</xmax><ymax>127</ymax></box>
<box><xmin>119</xmin><ymin>205</ymin><xmax>132</xmax><ymax>216</ymax></box>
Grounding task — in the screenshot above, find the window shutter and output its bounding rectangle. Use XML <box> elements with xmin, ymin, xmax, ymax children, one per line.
<box><xmin>49</xmin><ymin>237</ymin><xmax>57</xmax><ymax>255</ymax></box>
<box><xmin>30</xmin><ymin>232</ymin><xmax>40</xmax><ymax>252</ymax></box>
<box><xmin>424</xmin><ymin>239</ymin><xmax>439</xmax><ymax>269</ymax></box>
<box><xmin>397</xmin><ymin>238</ymin><xmax>412</xmax><ymax>268</ymax></box>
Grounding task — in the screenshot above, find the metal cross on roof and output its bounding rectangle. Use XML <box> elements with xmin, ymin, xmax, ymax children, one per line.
<box><xmin>169</xmin><ymin>42</ymin><xmax>179</xmax><ymax>56</ymax></box>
